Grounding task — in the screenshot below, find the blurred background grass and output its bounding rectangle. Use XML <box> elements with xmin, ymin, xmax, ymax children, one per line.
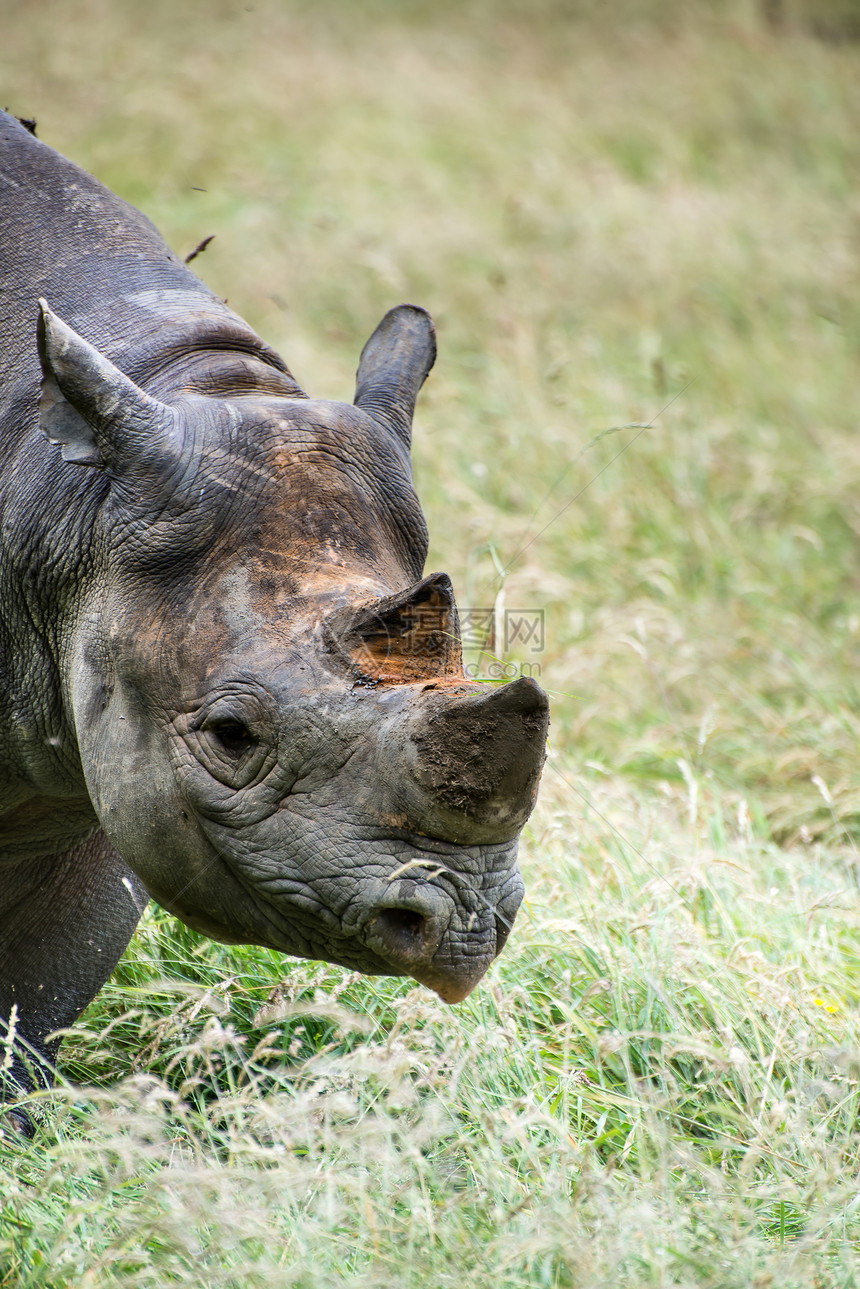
<box><xmin>3</xmin><ymin>1</ymin><xmax>860</xmax><ymax>1284</ymax></box>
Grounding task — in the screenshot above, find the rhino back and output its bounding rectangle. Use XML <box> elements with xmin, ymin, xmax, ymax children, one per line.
<box><xmin>0</xmin><ymin>110</ymin><xmax>301</xmax><ymax>438</ymax></box>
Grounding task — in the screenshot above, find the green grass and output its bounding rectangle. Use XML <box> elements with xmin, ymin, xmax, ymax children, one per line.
<box><xmin>3</xmin><ymin>0</ymin><xmax>860</xmax><ymax>1283</ymax></box>
<box><xmin>6</xmin><ymin>777</ymin><xmax>860</xmax><ymax>1285</ymax></box>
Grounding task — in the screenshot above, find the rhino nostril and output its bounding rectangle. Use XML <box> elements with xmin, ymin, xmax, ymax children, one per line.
<box><xmin>365</xmin><ymin>895</ymin><xmax>497</xmax><ymax>1003</ymax></box>
<box><xmin>374</xmin><ymin>906</ymin><xmax>427</xmax><ymax>956</ymax></box>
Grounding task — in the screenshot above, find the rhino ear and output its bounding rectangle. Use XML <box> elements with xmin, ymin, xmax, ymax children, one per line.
<box><xmin>37</xmin><ymin>299</ymin><xmax>180</xmax><ymax>471</ymax></box>
<box><xmin>353</xmin><ymin>304</ymin><xmax>436</xmax><ymax>448</ymax></box>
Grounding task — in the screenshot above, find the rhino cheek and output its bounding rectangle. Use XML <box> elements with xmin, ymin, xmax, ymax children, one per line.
<box><xmin>67</xmin><ymin>689</ymin><xmax>261</xmax><ymax>942</ymax></box>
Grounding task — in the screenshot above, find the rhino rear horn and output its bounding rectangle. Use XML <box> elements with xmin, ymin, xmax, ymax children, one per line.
<box><xmin>325</xmin><ymin>571</ymin><xmax>462</xmax><ymax>684</ymax></box>
<box><xmin>37</xmin><ymin>299</ymin><xmax>181</xmax><ymax>473</ymax></box>
<box><xmin>353</xmin><ymin>304</ymin><xmax>436</xmax><ymax>447</ymax></box>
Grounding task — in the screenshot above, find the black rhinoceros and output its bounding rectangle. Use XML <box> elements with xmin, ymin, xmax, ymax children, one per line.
<box><xmin>0</xmin><ymin>110</ymin><xmax>548</xmax><ymax>1120</ymax></box>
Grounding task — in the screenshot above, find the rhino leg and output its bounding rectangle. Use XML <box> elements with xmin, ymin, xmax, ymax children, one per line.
<box><xmin>0</xmin><ymin>831</ymin><xmax>146</xmax><ymax>1131</ymax></box>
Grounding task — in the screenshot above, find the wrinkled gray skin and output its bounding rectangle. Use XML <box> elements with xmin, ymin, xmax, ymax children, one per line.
<box><xmin>0</xmin><ymin>112</ymin><xmax>549</xmax><ymax>1125</ymax></box>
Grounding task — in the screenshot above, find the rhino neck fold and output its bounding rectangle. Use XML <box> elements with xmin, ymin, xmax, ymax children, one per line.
<box><xmin>80</xmin><ymin>286</ymin><xmax>308</xmax><ymax>404</ymax></box>
<box><xmin>137</xmin><ymin>341</ymin><xmax>306</xmax><ymax>403</ymax></box>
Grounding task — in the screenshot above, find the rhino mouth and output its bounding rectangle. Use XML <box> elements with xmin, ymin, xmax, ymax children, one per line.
<box><xmin>166</xmin><ymin>820</ymin><xmax>521</xmax><ymax>1002</ymax></box>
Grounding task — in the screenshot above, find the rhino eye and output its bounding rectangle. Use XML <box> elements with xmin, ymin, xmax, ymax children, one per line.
<box><xmin>210</xmin><ymin>720</ymin><xmax>255</xmax><ymax>756</ymax></box>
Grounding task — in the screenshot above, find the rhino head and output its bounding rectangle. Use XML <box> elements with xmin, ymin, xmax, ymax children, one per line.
<box><xmin>38</xmin><ymin>300</ymin><xmax>549</xmax><ymax>1003</ymax></box>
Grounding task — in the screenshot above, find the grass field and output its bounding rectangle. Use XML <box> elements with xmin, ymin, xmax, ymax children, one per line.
<box><xmin>2</xmin><ymin>0</ymin><xmax>860</xmax><ymax>1283</ymax></box>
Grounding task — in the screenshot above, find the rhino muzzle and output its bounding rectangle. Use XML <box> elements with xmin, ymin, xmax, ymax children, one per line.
<box><xmin>363</xmin><ymin>883</ymin><xmax>471</xmax><ymax>1002</ymax></box>
<box><xmin>310</xmin><ymin>574</ymin><xmax>550</xmax><ymax>999</ymax></box>
<box><xmin>366</xmin><ymin>679</ymin><xmax>547</xmax><ymax>998</ymax></box>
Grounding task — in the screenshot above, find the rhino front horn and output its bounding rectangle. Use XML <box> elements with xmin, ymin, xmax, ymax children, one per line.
<box><xmin>353</xmin><ymin>304</ymin><xmax>436</xmax><ymax>447</ymax></box>
<box><xmin>397</xmin><ymin>675</ymin><xmax>550</xmax><ymax>845</ymax></box>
